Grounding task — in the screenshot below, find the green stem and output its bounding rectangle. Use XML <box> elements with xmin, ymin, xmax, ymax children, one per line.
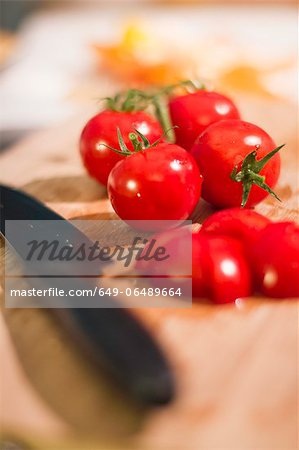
<box><xmin>152</xmin><ymin>96</ymin><xmax>175</xmax><ymax>143</ymax></box>
<box><xmin>129</xmin><ymin>133</ymin><xmax>143</xmax><ymax>152</ymax></box>
<box><xmin>254</xmin><ymin>144</ymin><xmax>285</xmax><ymax>172</ymax></box>
<box><xmin>230</xmin><ymin>145</ymin><xmax>284</xmax><ymax>207</ymax></box>
<box><xmin>100</xmin><ymin>127</ymin><xmax>173</xmax><ymax>156</ymax></box>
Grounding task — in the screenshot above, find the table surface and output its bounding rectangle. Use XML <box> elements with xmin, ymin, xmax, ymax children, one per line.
<box><xmin>0</xmin><ymin>96</ymin><xmax>298</xmax><ymax>449</ymax></box>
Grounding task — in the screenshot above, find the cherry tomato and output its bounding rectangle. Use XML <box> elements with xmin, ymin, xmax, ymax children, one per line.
<box><xmin>169</xmin><ymin>90</ymin><xmax>240</xmax><ymax>151</ymax></box>
<box><xmin>137</xmin><ymin>229</ymin><xmax>251</xmax><ymax>303</ymax></box>
<box><xmin>191</xmin><ymin>120</ymin><xmax>282</xmax><ymax>208</ymax></box>
<box><xmin>136</xmin><ymin>226</ymin><xmax>197</xmax><ymax>293</ymax></box>
<box><xmin>252</xmin><ymin>222</ymin><xmax>299</xmax><ymax>298</ymax></box>
<box><xmin>80</xmin><ymin>110</ymin><xmax>163</xmax><ymax>186</ymax></box>
<box><xmin>200</xmin><ymin>208</ymin><xmax>271</xmax><ymax>248</ymax></box>
<box><xmin>107</xmin><ymin>143</ymin><xmax>202</xmax><ymax>231</ymax></box>
<box><xmin>193</xmin><ymin>233</ymin><xmax>252</xmax><ymax>304</ymax></box>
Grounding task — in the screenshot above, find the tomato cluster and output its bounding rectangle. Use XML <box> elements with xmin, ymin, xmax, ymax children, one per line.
<box><xmin>79</xmin><ymin>81</ymin><xmax>297</xmax><ymax>302</ymax></box>
<box><xmin>137</xmin><ymin>210</ymin><xmax>298</xmax><ymax>303</ymax></box>
<box><xmin>199</xmin><ymin>209</ymin><xmax>299</xmax><ymax>301</ymax></box>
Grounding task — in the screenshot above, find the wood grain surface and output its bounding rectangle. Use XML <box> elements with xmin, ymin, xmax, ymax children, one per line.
<box><xmin>0</xmin><ymin>96</ymin><xmax>298</xmax><ymax>449</ymax></box>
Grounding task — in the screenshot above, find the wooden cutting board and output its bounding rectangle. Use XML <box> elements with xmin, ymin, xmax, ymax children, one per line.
<box><xmin>0</xmin><ymin>97</ymin><xmax>298</xmax><ymax>449</ymax></box>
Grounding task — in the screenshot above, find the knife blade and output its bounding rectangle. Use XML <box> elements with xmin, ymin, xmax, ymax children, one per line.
<box><xmin>0</xmin><ymin>184</ymin><xmax>175</xmax><ymax>405</ymax></box>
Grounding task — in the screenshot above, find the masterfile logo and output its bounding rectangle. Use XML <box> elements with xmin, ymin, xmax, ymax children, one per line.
<box><xmin>4</xmin><ymin>220</ymin><xmax>192</xmax><ymax>308</ymax></box>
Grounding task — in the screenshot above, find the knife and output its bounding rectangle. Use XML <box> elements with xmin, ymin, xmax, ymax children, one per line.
<box><xmin>0</xmin><ymin>184</ymin><xmax>175</xmax><ymax>405</ymax></box>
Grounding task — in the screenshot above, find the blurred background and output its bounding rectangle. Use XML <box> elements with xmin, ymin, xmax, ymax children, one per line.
<box><xmin>0</xmin><ymin>0</ymin><xmax>297</xmax><ymax>147</ymax></box>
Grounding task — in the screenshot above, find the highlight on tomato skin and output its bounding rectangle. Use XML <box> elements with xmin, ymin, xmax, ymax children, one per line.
<box><xmin>80</xmin><ymin>110</ymin><xmax>164</xmax><ymax>186</ymax></box>
<box><xmin>252</xmin><ymin>222</ymin><xmax>299</xmax><ymax>299</ymax></box>
<box><xmin>190</xmin><ymin>119</ymin><xmax>282</xmax><ymax>209</ymax></box>
<box><xmin>169</xmin><ymin>90</ymin><xmax>241</xmax><ymax>151</ymax></box>
<box><xmin>194</xmin><ymin>234</ymin><xmax>252</xmax><ymax>304</ymax></box>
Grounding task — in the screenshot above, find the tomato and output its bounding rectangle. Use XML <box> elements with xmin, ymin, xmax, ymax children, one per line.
<box><xmin>169</xmin><ymin>90</ymin><xmax>240</xmax><ymax>151</ymax></box>
<box><xmin>200</xmin><ymin>208</ymin><xmax>271</xmax><ymax>248</ymax></box>
<box><xmin>80</xmin><ymin>110</ymin><xmax>163</xmax><ymax>186</ymax></box>
<box><xmin>191</xmin><ymin>120</ymin><xmax>282</xmax><ymax>208</ymax></box>
<box><xmin>193</xmin><ymin>233</ymin><xmax>252</xmax><ymax>304</ymax></box>
<box><xmin>137</xmin><ymin>229</ymin><xmax>251</xmax><ymax>303</ymax></box>
<box><xmin>135</xmin><ymin>226</ymin><xmax>196</xmax><ymax>292</ymax></box>
<box><xmin>252</xmin><ymin>222</ymin><xmax>299</xmax><ymax>298</ymax></box>
<box><xmin>107</xmin><ymin>141</ymin><xmax>202</xmax><ymax>231</ymax></box>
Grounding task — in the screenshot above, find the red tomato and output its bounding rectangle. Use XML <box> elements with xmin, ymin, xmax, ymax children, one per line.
<box><xmin>252</xmin><ymin>222</ymin><xmax>299</xmax><ymax>298</ymax></box>
<box><xmin>137</xmin><ymin>229</ymin><xmax>251</xmax><ymax>303</ymax></box>
<box><xmin>200</xmin><ymin>208</ymin><xmax>271</xmax><ymax>248</ymax></box>
<box><xmin>80</xmin><ymin>110</ymin><xmax>163</xmax><ymax>186</ymax></box>
<box><xmin>193</xmin><ymin>233</ymin><xmax>252</xmax><ymax>304</ymax></box>
<box><xmin>191</xmin><ymin>120</ymin><xmax>282</xmax><ymax>208</ymax></box>
<box><xmin>208</xmin><ymin>238</ymin><xmax>252</xmax><ymax>304</ymax></box>
<box><xmin>169</xmin><ymin>90</ymin><xmax>240</xmax><ymax>151</ymax></box>
<box><xmin>107</xmin><ymin>143</ymin><xmax>202</xmax><ymax>231</ymax></box>
<box><xmin>135</xmin><ymin>226</ymin><xmax>196</xmax><ymax>293</ymax></box>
